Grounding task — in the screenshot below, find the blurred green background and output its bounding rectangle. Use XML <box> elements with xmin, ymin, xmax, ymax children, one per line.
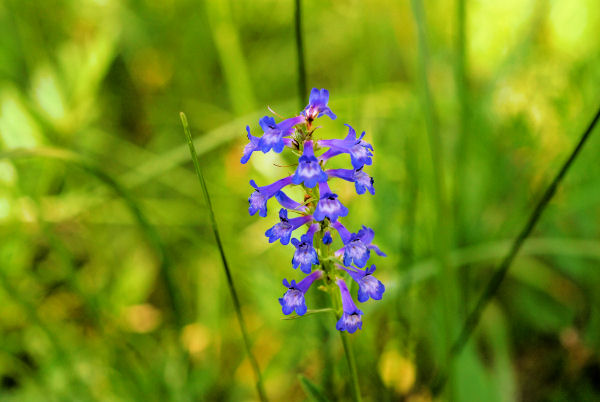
<box><xmin>1</xmin><ymin>0</ymin><xmax>600</xmax><ymax>400</ymax></box>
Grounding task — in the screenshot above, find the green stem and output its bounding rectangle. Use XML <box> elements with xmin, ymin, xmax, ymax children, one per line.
<box><xmin>431</xmin><ymin>104</ymin><xmax>600</xmax><ymax>396</ymax></box>
<box><xmin>294</xmin><ymin>0</ymin><xmax>307</xmax><ymax>109</ymax></box>
<box><xmin>318</xmin><ymin>226</ymin><xmax>362</xmax><ymax>402</ymax></box>
<box><xmin>180</xmin><ymin>113</ymin><xmax>268</xmax><ymax>402</ymax></box>
<box><xmin>331</xmin><ymin>290</ymin><xmax>362</xmax><ymax>402</ymax></box>
<box><xmin>410</xmin><ymin>0</ymin><xmax>456</xmax><ymax>396</ymax></box>
<box><xmin>453</xmin><ymin>0</ymin><xmax>470</xmax><ymax>318</ymax></box>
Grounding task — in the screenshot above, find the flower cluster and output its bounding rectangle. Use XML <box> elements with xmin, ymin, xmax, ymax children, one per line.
<box><xmin>242</xmin><ymin>88</ymin><xmax>386</xmax><ymax>333</ymax></box>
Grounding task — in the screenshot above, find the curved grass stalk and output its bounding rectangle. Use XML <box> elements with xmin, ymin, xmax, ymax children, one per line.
<box><xmin>431</xmin><ymin>105</ymin><xmax>600</xmax><ymax>395</ymax></box>
<box><xmin>180</xmin><ymin>112</ymin><xmax>268</xmax><ymax>402</ymax></box>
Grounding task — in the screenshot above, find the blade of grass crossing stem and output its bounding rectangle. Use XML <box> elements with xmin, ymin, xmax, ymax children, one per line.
<box><xmin>431</xmin><ymin>105</ymin><xmax>600</xmax><ymax>396</ymax></box>
<box><xmin>179</xmin><ymin>112</ymin><xmax>267</xmax><ymax>402</ymax></box>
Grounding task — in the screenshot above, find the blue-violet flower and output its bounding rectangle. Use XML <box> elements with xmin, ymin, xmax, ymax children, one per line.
<box><xmin>291</xmin><ymin>223</ymin><xmax>320</xmax><ymax>274</ymax></box>
<box><xmin>313</xmin><ymin>182</ymin><xmax>349</xmax><ymax>222</ymax></box>
<box><xmin>292</xmin><ymin>140</ymin><xmax>328</xmax><ymax>188</ymax></box>
<box><xmin>335</xmin><ymin>278</ymin><xmax>363</xmax><ymax>333</ymax></box>
<box><xmin>258</xmin><ymin>115</ymin><xmax>305</xmax><ymax>153</ymax></box>
<box><xmin>303</xmin><ymin>88</ymin><xmax>337</xmax><ymax>122</ymax></box>
<box><xmin>339</xmin><ymin>264</ymin><xmax>385</xmax><ymax>302</ymax></box>
<box><xmin>265</xmin><ymin>208</ymin><xmax>313</xmax><ymax>245</ymax></box>
<box><xmin>248</xmin><ymin>176</ymin><xmax>293</xmax><ymax>218</ymax></box>
<box><xmin>279</xmin><ymin>270</ymin><xmax>323</xmax><ymax>315</ymax></box>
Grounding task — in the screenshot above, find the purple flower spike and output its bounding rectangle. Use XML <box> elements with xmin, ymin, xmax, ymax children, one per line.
<box><xmin>313</xmin><ymin>182</ymin><xmax>349</xmax><ymax>222</ymax></box>
<box><xmin>323</xmin><ymin>230</ymin><xmax>333</xmax><ymax>245</ymax></box>
<box><xmin>291</xmin><ymin>223</ymin><xmax>320</xmax><ymax>274</ymax></box>
<box><xmin>241</xmin><ymin>126</ymin><xmax>261</xmax><ymax>164</ymax></box>
<box><xmin>319</xmin><ymin>125</ymin><xmax>373</xmax><ymax>169</ymax></box>
<box><xmin>292</xmin><ymin>140</ymin><xmax>328</xmax><ymax>188</ymax></box>
<box><xmin>258</xmin><ymin>115</ymin><xmax>305</xmax><ymax>153</ymax></box>
<box><xmin>248</xmin><ymin>176</ymin><xmax>293</xmax><ymax>217</ymax></box>
<box><xmin>339</xmin><ymin>265</ymin><xmax>385</xmax><ymax>302</ymax></box>
<box><xmin>327</xmin><ymin>168</ymin><xmax>375</xmax><ymax>195</ymax></box>
<box><xmin>265</xmin><ymin>209</ymin><xmax>313</xmax><ymax>245</ymax></box>
<box><xmin>279</xmin><ymin>270</ymin><xmax>323</xmax><ymax>315</ymax></box>
<box><xmin>335</xmin><ymin>279</ymin><xmax>363</xmax><ymax>333</ymax></box>
<box><xmin>303</xmin><ymin>88</ymin><xmax>337</xmax><ymax>121</ymax></box>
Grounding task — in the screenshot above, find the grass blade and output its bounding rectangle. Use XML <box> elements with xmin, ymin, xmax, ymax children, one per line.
<box><xmin>298</xmin><ymin>374</ymin><xmax>332</xmax><ymax>402</ymax></box>
<box><xmin>410</xmin><ymin>0</ymin><xmax>457</xmax><ymax>396</ymax></box>
<box><xmin>179</xmin><ymin>112</ymin><xmax>267</xmax><ymax>402</ymax></box>
<box><xmin>431</xmin><ymin>105</ymin><xmax>600</xmax><ymax>395</ymax></box>
<box><xmin>294</xmin><ymin>0</ymin><xmax>307</xmax><ymax>109</ymax></box>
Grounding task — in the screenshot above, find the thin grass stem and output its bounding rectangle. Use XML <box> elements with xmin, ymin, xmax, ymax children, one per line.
<box><xmin>179</xmin><ymin>112</ymin><xmax>268</xmax><ymax>402</ymax></box>
<box><xmin>431</xmin><ymin>104</ymin><xmax>600</xmax><ymax>395</ymax></box>
<box><xmin>410</xmin><ymin>0</ymin><xmax>456</xmax><ymax>396</ymax></box>
<box><xmin>294</xmin><ymin>0</ymin><xmax>307</xmax><ymax>109</ymax></box>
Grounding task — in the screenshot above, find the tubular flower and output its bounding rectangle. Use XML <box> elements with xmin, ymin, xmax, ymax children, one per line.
<box><xmin>339</xmin><ymin>264</ymin><xmax>385</xmax><ymax>302</ymax></box>
<box><xmin>336</xmin><ymin>279</ymin><xmax>363</xmax><ymax>333</ymax></box>
<box><xmin>258</xmin><ymin>115</ymin><xmax>305</xmax><ymax>153</ymax></box>
<box><xmin>279</xmin><ymin>270</ymin><xmax>323</xmax><ymax>315</ymax></box>
<box><xmin>332</xmin><ymin>222</ymin><xmax>386</xmax><ymax>268</ymax></box>
<box><xmin>248</xmin><ymin>176</ymin><xmax>293</xmax><ymax>217</ymax></box>
<box><xmin>319</xmin><ymin>124</ymin><xmax>374</xmax><ymax>169</ymax></box>
<box><xmin>327</xmin><ymin>168</ymin><xmax>375</xmax><ymax>195</ymax></box>
<box><xmin>291</xmin><ymin>224</ymin><xmax>320</xmax><ymax>274</ymax></box>
<box><xmin>313</xmin><ymin>182</ymin><xmax>349</xmax><ymax>222</ymax></box>
<box><xmin>265</xmin><ymin>209</ymin><xmax>313</xmax><ymax>245</ymax></box>
<box><xmin>241</xmin><ymin>126</ymin><xmax>261</xmax><ymax>164</ymax></box>
<box><xmin>303</xmin><ymin>88</ymin><xmax>337</xmax><ymax>122</ymax></box>
<box><xmin>242</xmin><ymin>88</ymin><xmax>386</xmax><ymax>331</ymax></box>
<box><xmin>292</xmin><ymin>140</ymin><xmax>328</xmax><ymax>188</ymax></box>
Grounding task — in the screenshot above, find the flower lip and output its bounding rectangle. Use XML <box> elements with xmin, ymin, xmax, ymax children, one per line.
<box><xmin>291</xmin><ymin>224</ymin><xmax>320</xmax><ymax>274</ymax></box>
<box><xmin>265</xmin><ymin>208</ymin><xmax>313</xmax><ymax>245</ymax></box>
<box><xmin>318</xmin><ymin>125</ymin><xmax>373</xmax><ymax>169</ymax></box>
<box><xmin>335</xmin><ymin>278</ymin><xmax>363</xmax><ymax>333</ymax></box>
<box><xmin>291</xmin><ymin>140</ymin><xmax>328</xmax><ymax>188</ymax></box>
<box><xmin>313</xmin><ymin>182</ymin><xmax>349</xmax><ymax>222</ymax></box>
<box><xmin>338</xmin><ymin>264</ymin><xmax>385</xmax><ymax>302</ymax></box>
<box><xmin>326</xmin><ymin>167</ymin><xmax>375</xmax><ymax>195</ymax></box>
<box><xmin>248</xmin><ymin>176</ymin><xmax>293</xmax><ymax>217</ymax></box>
<box><xmin>302</xmin><ymin>88</ymin><xmax>337</xmax><ymax>121</ymax></box>
<box><xmin>279</xmin><ymin>270</ymin><xmax>323</xmax><ymax>315</ymax></box>
<box><xmin>241</xmin><ymin>126</ymin><xmax>261</xmax><ymax>164</ymax></box>
<box><xmin>331</xmin><ymin>222</ymin><xmax>386</xmax><ymax>267</ymax></box>
<box><xmin>258</xmin><ymin>115</ymin><xmax>305</xmax><ymax>154</ymax></box>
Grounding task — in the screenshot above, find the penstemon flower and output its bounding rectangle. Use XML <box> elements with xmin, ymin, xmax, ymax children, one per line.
<box><xmin>242</xmin><ymin>88</ymin><xmax>386</xmax><ymax>333</ymax></box>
